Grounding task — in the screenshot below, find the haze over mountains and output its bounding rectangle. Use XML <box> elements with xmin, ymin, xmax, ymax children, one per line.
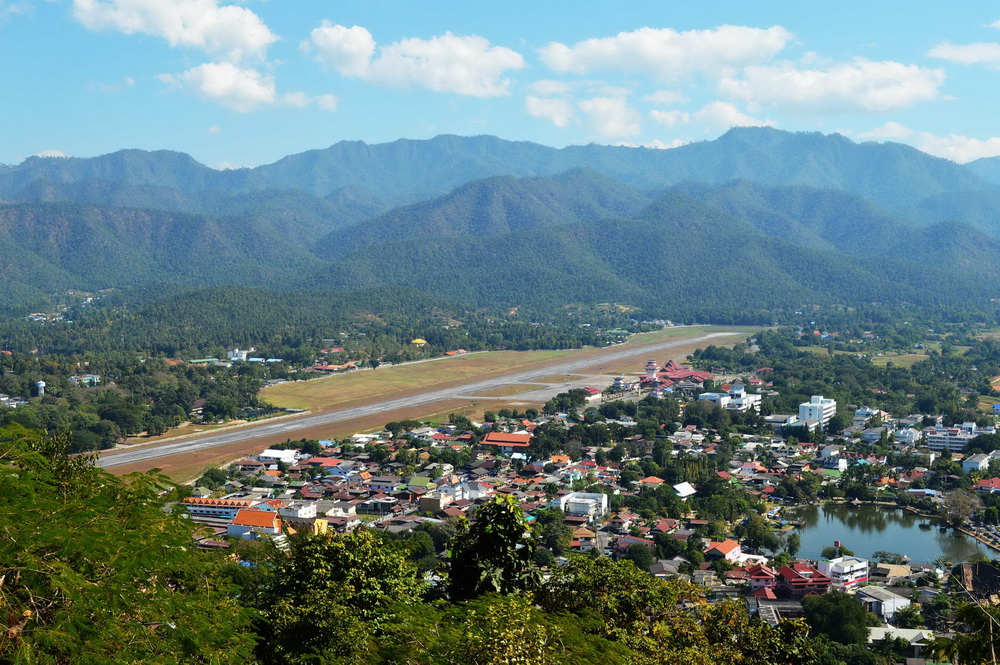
<box><xmin>3</xmin><ymin>127</ymin><xmax>1000</xmax><ymax>319</ymax></box>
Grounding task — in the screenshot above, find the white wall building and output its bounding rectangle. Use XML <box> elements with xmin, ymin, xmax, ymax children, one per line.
<box><xmin>858</xmin><ymin>586</ymin><xmax>911</xmax><ymax>622</ymax></box>
<box><xmin>550</xmin><ymin>492</ymin><xmax>609</xmax><ymax>519</ymax></box>
<box><xmin>228</xmin><ymin>347</ymin><xmax>256</xmax><ymax>362</ymax></box>
<box><xmin>925</xmin><ymin>422</ymin><xmax>995</xmax><ymax>454</ymax></box>
<box><xmin>817</xmin><ymin>556</ymin><xmax>869</xmax><ymax>589</ymax></box>
<box><xmin>257</xmin><ymin>449</ymin><xmax>300</xmax><ymax>467</ymax></box>
<box><xmin>799</xmin><ymin>395</ymin><xmax>837</xmax><ymax>427</ymax></box>
<box><xmin>698</xmin><ymin>383</ymin><xmax>761</xmax><ymax>412</ymax></box>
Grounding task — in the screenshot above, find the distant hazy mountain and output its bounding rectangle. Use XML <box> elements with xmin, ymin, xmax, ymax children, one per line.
<box><xmin>315</xmin><ymin>168</ymin><xmax>648</xmax><ymax>257</ymax></box>
<box><xmin>3</xmin><ymin>129</ymin><xmax>994</xmax><ymax>226</ymax></box>
<box><xmin>965</xmin><ymin>155</ymin><xmax>1000</xmax><ymax>184</ymax></box>
<box><xmin>3</xmin><ymin>131</ymin><xmax>1000</xmax><ymax>319</ymax></box>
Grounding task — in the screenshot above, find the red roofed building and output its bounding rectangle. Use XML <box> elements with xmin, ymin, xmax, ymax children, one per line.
<box><xmin>183</xmin><ymin>496</ymin><xmax>255</xmax><ymax>519</ymax></box>
<box><xmin>227</xmin><ymin>508</ymin><xmax>282</xmax><ymax>539</ymax></box>
<box><xmin>776</xmin><ymin>564</ymin><xmax>832</xmax><ymax>598</ymax></box>
<box><xmin>481</xmin><ymin>431</ymin><xmax>532</xmax><ymax>453</ymax></box>
<box><xmin>658</xmin><ymin>359</ymin><xmax>714</xmax><ymax>383</ymax></box>
<box><xmin>745</xmin><ymin>564</ymin><xmax>778</xmax><ymax>592</ymax></box>
<box><xmin>976</xmin><ymin>477</ymin><xmax>1000</xmax><ymax>493</ymax></box>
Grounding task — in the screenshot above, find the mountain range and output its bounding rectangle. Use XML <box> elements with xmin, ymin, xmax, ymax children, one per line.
<box><xmin>3</xmin><ymin>127</ymin><xmax>1000</xmax><ymax>320</ymax></box>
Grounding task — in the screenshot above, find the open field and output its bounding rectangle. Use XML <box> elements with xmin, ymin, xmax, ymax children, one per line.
<box><xmin>468</xmin><ymin>384</ymin><xmax>543</xmax><ymax>398</ymax></box>
<box><xmin>532</xmin><ymin>374</ymin><xmax>583</xmax><ymax>384</ymax></box>
<box><xmin>261</xmin><ymin>325</ymin><xmax>749</xmax><ymax>413</ymax></box>
<box><xmin>262</xmin><ymin>349</ymin><xmax>572</xmax><ymax>411</ymax></box>
<box><xmin>101</xmin><ymin>325</ymin><xmax>759</xmax><ymax>481</ymax></box>
<box><xmin>871</xmin><ymin>353</ymin><xmax>930</xmax><ymax>368</ymax></box>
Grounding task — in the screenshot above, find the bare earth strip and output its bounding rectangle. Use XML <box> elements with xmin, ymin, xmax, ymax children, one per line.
<box><xmin>98</xmin><ymin>326</ymin><xmax>755</xmax><ymax>479</ymax></box>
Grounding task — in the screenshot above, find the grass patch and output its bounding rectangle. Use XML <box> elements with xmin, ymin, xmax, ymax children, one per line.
<box><xmin>468</xmin><ymin>384</ymin><xmax>544</xmax><ymax>398</ymax></box>
<box><xmin>262</xmin><ymin>349</ymin><xmax>572</xmax><ymax>411</ymax></box>
<box><xmin>871</xmin><ymin>353</ymin><xmax>930</xmax><ymax>368</ymax></box>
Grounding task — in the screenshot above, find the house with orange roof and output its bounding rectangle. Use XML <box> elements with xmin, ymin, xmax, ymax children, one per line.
<box><xmin>638</xmin><ymin>476</ymin><xmax>665</xmax><ymax>488</ymax></box>
<box><xmin>481</xmin><ymin>431</ymin><xmax>532</xmax><ymax>453</ymax></box>
<box><xmin>227</xmin><ymin>508</ymin><xmax>282</xmax><ymax>540</ymax></box>
<box><xmin>705</xmin><ymin>539</ymin><xmax>742</xmax><ymax>563</ymax></box>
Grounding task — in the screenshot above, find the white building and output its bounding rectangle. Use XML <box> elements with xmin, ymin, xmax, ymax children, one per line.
<box><xmin>227</xmin><ymin>347</ymin><xmax>256</xmax><ymax>362</ymax></box>
<box><xmin>278</xmin><ymin>502</ymin><xmax>317</xmax><ymax>519</ymax></box>
<box><xmin>857</xmin><ymin>586</ymin><xmax>911</xmax><ymax>622</ymax></box>
<box><xmin>698</xmin><ymin>383</ymin><xmax>762</xmax><ymax>412</ymax></box>
<box><xmin>925</xmin><ymin>422</ymin><xmax>995</xmax><ymax>454</ymax></box>
<box><xmin>550</xmin><ymin>492</ymin><xmax>609</xmax><ymax>519</ymax></box>
<box><xmin>799</xmin><ymin>396</ymin><xmax>837</xmax><ymax>427</ymax></box>
<box><xmin>257</xmin><ymin>449</ymin><xmax>300</xmax><ymax>467</ymax></box>
<box><xmin>817</xmin><ymin>556</ymin><xmax>869</xmax><ymax>589</ymax></box>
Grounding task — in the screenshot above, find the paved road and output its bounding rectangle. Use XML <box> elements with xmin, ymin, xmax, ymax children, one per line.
<box><xmin>98</xmin><ymin>331</ymin><xmax>739</xmax><ymax>468</ymax></box>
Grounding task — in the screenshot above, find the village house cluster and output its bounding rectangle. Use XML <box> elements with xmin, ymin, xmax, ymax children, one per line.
<box><xmin>180</xmin><ymin>355</ymin><xmax>1000</xmax><ymax>659</ymax></box>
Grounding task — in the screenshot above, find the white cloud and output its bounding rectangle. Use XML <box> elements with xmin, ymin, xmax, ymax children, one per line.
<box><xmin>208</xmin><ymin>124</ymin><xmax>221</xmax><ymax>134</ymax></box>
<box><xmin>87</xmin><ymin>75</ymin><xmax>136</xmax><ymax>93</ymax></box>
<box><xmin>577</xmin><ymin>96</ymin><xmax>641</xmax><ymax>139</ymax></box>
<box><xmin>304</xmin><ymin>22</ymin><xmax>375</xmax><ymax>77</ymax></box>
<box><xmin>649</xmin><ymin>109</ymin><xmax>690</xmax><ymax>127</ymax></box>
<box><xmin>282</xmin><ymin>91</ymin><xmax>310</xmax><ymax>108</ymax></box>
<box><xmin>857</xmin><ymin>121</ymin><xmax>914</xmax><ymax>140</ymax></box>
<box><xmin>525</xmin><ymin>96</ymin><xmax>574</xmax><ymax>128</ymax></box>
<box><xmin>305</xmin><ymin>23</ymin><xmax>525</xmax><ymax>97</ymax></box>
<box><xmin>643</xmin><ymin>89</ymin><xmax>688</xmax><ymax>106</ymax></box>
<box><xmin>615</xmin><ymin>138</ymin><xmax>688</xmax><ymax>149</ymax></box>
<box><xmin>316</xmin><ymin>93</ymin><xmax>338</xmax><ymax>111</ymax></box>
<box><xmin>158</xmin><ymin>62</ymin><xmax>276</xmax><ymax>111</ymax></box>
<box><xmin>927</xmin><ymin>41</ymin><xmax>1000</xmax><ymax>67</ymax></box>
<box><xmin>718</xmin><ymin>59</ymin><xmax>944</xmax><ymax>113</ymax></box>
<box><xmin>691</xmin><ymin>101</ymin><xmax>774</xmax><ymax>130</ymax></box>
<box><xmin>539</xmin><ymin>25</ymin><xmax>792</xmax><ymax>82</ymax></box>
<box><xmin>529</xmin><ymin>79</ymin><xmax>571</xmax><ymax>95</ymax></box>
<box><xmin>34</xmin><ymin>149</ymin><xmax>69</xmax><ymax>158</ymax></box>
<box><xmin>72</xmin><ymin>0</ymin><xmax>277</xmax><ymax>63</ymax></box>
<box><xmin>916</xmin><ymin>132</ymin><xmax>1000</xmax><ymax>163</ymax></box>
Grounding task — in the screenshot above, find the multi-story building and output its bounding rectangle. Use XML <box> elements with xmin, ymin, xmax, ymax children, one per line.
<box><xmin>817</xmin><ymin>556</ymin><xmax>869</xmax><ymax>589</ymax></box>
<box><xmin>925</xmin><ymin>422</ymin><xmax>995</xmax><ymax>453</ymax></box>
<box><xmin>776</xmin><ymin>564</ymin><xmax>832</xmax><ymax>599</ymax></box>
<box><xmin>182</xmin><ymin>497</ymin><xmax>256</xmax><ymax>519</ymax></box>
<box><xmin>549</xmin><ymin>492</ymin><xmax>609</xmax><ymax>520</ymax></box>
<box><xmin>799</xmin><ymin>396</ymin><xmax>837</xmax><ymax>427</ymax></box>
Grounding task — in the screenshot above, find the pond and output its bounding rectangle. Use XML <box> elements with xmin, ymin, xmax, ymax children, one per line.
<box><xmin>787</xmin><ymin>503</ymin><xmax>998</xmax><ymax>564</ymax></box>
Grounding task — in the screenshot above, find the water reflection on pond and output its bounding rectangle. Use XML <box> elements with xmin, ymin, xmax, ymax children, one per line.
<box><xmin>787</xmin><ymin>503</ymin><xmax>997</xmax><ymax>564</ymax></box>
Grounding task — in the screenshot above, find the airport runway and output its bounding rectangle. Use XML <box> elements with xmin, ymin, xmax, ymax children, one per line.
<box><xmin>98</xmin><ymin>331</ymin><xmax>739</xmax><ymax>468</ymax></box>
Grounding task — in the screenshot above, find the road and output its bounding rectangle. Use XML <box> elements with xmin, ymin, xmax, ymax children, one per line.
<box><xmin>98</xmin><ymin>331</ymin><xmax>739</xmax><ymax>469</ymax></box>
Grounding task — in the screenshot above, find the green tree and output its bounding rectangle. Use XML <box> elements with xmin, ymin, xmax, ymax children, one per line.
<box><xmin>930</xmin><ymin>602</ymin><xmax>1000</xmax><ymax>664</ymax></box>
<box><xmin>803</xmin><ymin>591</ymin><xmax>880</xmax><ymax>646</ymax></box>
<box><xmin>786</xmin><ymin>532</ymin><xmax>801</xmax><ymax>557</ymax></box>
<box><xmin>447</xmin><ymin>495</ymin><xmax>541</xmax><ymax>600</ymax></box>
<box><xmin>0</xmin><ymin>426</ymin><xmax>255</xmax><ymax>663</ymax></box>
<box><xmin>626</xmin><ymin>543</ymin><xmax>654</xmax><ymax>571</ymax></box>
<box><xmin>255</xmin><ymin>529</ymin><xmax>424</xmax><ymax>664</ymax></box>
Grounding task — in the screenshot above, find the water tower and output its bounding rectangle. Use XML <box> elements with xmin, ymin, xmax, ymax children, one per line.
<box><xmin>36</xmin><ymin>380</ymin><xmax>45</xmax><ymax>397</ymax></box>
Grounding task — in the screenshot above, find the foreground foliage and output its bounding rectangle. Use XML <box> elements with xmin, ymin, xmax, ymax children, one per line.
<box><xmin>0</xmin><ymin>426</ymin><xmax>255</xmax><ymax>663</ymax></box>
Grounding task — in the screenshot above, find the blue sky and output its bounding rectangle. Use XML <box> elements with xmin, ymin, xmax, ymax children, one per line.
<box><xmin>4</xmin><ymin>0</ymin><xmax>1000</xmax><ymax>168</ymax></box>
